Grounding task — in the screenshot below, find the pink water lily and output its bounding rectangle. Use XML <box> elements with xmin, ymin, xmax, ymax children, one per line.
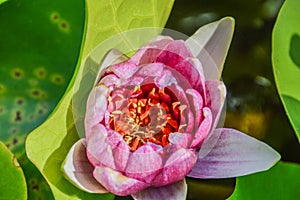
<box><xmin>62</xmin><ymin>17</ymin><xmax>280</xmax><ymax>199</ymax></box>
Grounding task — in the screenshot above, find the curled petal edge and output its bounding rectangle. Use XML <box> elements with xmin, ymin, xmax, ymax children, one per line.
<box><xmin>62</xmin><ymin>139</ymin><xmax>108</xmax><ymax>193</ymax></box>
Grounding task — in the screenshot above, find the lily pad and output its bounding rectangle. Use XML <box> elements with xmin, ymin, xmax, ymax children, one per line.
<box><xmin>0</xmin><ymin>141</ymin><xmax>27</xmax><ymax>200</ymax></box>
<box><xmin>26</xmin><ymin>0</ymin><xmax>174</xmax><ymax>199</ymax></box>
<box><xmin>0</xmin><ymin>0</ymin><xmax>85</xmax><ymax>199</ymax></box>
<box><xmin>228</xmin><ymin>162</ymin><xmax>300</xmax><ymax>200</ymax></box>
<box><xmin>272</xmin><ymin>0</ymin><xmax>300</xmax><ymax>142</ymax></box>
<box><xmin>0</xmin><ymin>0</ymin><xmax>84</xmax><ymax>156</ymax></box>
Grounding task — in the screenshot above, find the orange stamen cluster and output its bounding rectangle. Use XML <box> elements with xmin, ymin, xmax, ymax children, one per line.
<box><xmin>109</xmin><ymin>85</ymin><xmax>184</xmax><ymax>151</ymax></box>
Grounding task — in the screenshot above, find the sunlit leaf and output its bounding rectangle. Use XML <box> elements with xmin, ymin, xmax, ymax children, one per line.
<box><xmin>0</xmin><ymin>141</ymin><xmax>27</xmax><ymax>200</ymax></box>
<box><xmin>0</xmin><ymin>0</ymin><xmax>7</xmax><ymax>5</ymax></box>
<box><xmin>26</xmin><ymin>0</ymin><xmax>174</xmax><ymax>199</ymax></box>
<box><xmin>228</xmin><ymin>162</ymin><xmax>300</xmax><ymax>200</ymax></box>
<box><xmin>272</xmin><ymin>0</ymin><xmax>300</xmax><ymax>142</ymax></box>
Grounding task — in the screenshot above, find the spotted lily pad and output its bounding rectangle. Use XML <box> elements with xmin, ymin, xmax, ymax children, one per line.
<box><xmin>0</xmin><ymin>0</ymin><xmax>84</xmax><ymax>155</ymax></box>
<box><xmin>228</xmin><ymin>162</ymin><xmax>300</xmax><ymax>200</ymax></box>
<box><xmin>272</xmin><ymin>0</ymin><xmax>300</xmax><ymax>142</ymax></box>
<box><xmin>0</xmin><ymin>0</ymin><xmax>85</xmax><ymax>199</ymax></box>
<box><xmin>0</xmin><ymin>141</ymin><xmax>27</xmax><ymax>200</ymax></box>
<box><xmin>26</xmin><ymin>0</ymin><xmax>174</xmax><ymax>199</ymax></box>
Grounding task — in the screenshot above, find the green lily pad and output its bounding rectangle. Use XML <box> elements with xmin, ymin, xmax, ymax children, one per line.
<box><xmin>228</xmin><ymin>162</ymin><xmax>300</xmax><ymax>200</ymax></box>
<box><xmin>0</xmin><ymin>0</ymin><xmax>84</xmax><ymax>156</ymax></box>
<box><xmin>272</xmin><ymin>0</ymin><xmax>300</xmax><ymax>142</ymax></box>
<box><xmin>0</xmin><ymin>141</ymin><xmax>27</xmax><ymax>200</ymax></box>
<box><xmin>26</xmin><ymin>0</ymin><xmax>174</xmax><ymax>199</ymax></box>
<box><xmin>0</xmin><ymin>0</ymin><xmax>85</xmax><ymax>199</ymax></box>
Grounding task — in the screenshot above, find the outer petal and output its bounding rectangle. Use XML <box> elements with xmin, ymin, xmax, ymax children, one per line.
<box><xmin>106</xmin><ymin>61</ymin><xmax>138</xmax><ymax>80</ymax></box>
<box><xmin>156</xmin><ymin>40</ymin><xmax>193</xmax><ymax>67</ymax></box>
<box><xmin>86</xmin><ymin>124</ymin><xmax>116</xmax><ymax>169</ymax></box>
<box><xmin>137</xmin><ymin>63</ymin><xmax>165</xmax><ymax>77</ymax></box>
<box><xmin>85</xmin><ymin>85</ymin><xmax>109</xmax><ymax>138</ymax></box>
<box><xmin>125</xmin><ymin>143</ymin><xmax>163</xmax><ymax>183</ymax></box>
<box><xmin>62</xmin><ymin>139</ymin><xmax>108</xmax><ymax>193</ymax></box>
<box><xmin>197</xmin><ymin>81</ymin><xmax>226</xmax><ymax>157</ymax></box>
<box><xmin>93</xmin><ymin>166</ymin><xmax>149</xmax><ymax>196</ymax></box>
<box><xmin>185</xmin><ymin>17</ymin><xmax>234</xmax><ymax>80</ymax></box>
<box><xmin>152</xmin><ymin>148</ymin><xmax>197</xmax><ymax>187</ymax></box>
<box><xmin>172</xmin><ymin>58</ymin><xmax>203</xmax><ymax>92</ymax></box>
<box><xmin>132</xmin><ymin>179</ymin><xmax>187</xmax><ymax>200</ymax></box>
<box><xmin>130</xmin><ymin>36</ymin><xmax>173</xmax><ymax>65</ymax></box>
<box><xmin>188</xmin><ymin>128</ymin><xmax>281</xmax><ymax>178</ymax></box>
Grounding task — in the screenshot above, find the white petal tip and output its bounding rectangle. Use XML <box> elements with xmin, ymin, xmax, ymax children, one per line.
<box><xmin>62</xmin><ymin>139</ymin><xmax>108</xmax><ymax>193</ymax></box>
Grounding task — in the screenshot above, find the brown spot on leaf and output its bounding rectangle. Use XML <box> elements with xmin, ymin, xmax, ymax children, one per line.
<box><xmin>12</xmin><ymin>138</ymin><xmax>18</xmax><ymax>145</ymax></box>
<box><xmin>32</xmin><ymin>184</ymin><xmax>39</xmax><ymax>191</ymax></box>
<box><xmin>50</xmin><ymin>12</ymin><xmax>60</xmax><ymax>23</ymax></box>
<box><xmin>11</xmin><ymin>69</ymin><xmax>24</xmax><ymax>79</ymax></box>
<box><xmin>32</xmin><ymin>90</ymin><xmax>40</xmax><ymax>96</ymax></box>
<box><xmin>61</xmin><ymin>22</ymin><xmax>67</xmax><ymax>29</ymax></box>
<box><xmin>38</xmin><ymin>109</ymin><xmax>43</xmax><ymax>115</ymax></box>
<box><xmin>51</xmin><ymin>74</ymin><xmax>64</xmax><ymax>85</ymax></box>
<box><xmin>16</xmin><ymin>99</ymin><xmax>24</xmax><ymax>105</ymax></box>
<box><xmin>15</xmin><ymin>111</ymin><xmax>22</xmax><ymax>122</ymax></box>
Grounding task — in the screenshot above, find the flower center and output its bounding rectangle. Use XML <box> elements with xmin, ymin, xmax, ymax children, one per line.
<box><xmin>108</xmin><ymin>84</ymin><xmax>185</xmax><ymax>151</ymax></box>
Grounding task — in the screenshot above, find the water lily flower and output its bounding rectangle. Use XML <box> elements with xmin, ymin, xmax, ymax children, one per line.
<box><xmin>62</xmin><ymin>17</ymin><xmax>280</xmax><ymax>199</ymax></box>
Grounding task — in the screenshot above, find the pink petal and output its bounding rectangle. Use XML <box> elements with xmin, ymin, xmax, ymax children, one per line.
<box><xmin>107</xmin><ymin>130</ymin><xmax>131</xmax><ymax>173</ymax></box>
<box><xmin>62</xmin><ymin>139</ymin><xmax>108</xmax><ymax>193</ymax></box>
<box><xmin>99</xmin><ymin>74</ymin><xmax>121</xmax><ymax>88</ymax></box>
<box><xmin>125</xmin><ymin>143</ymin><xmax>163</xmax><ymax>183</ymax></box>
<box><xmin>130</xmin><ymin>36</ymin><xmax>173</xmax><ymax>65</ymax></box>
<box><xmin>196</xmin><ymin>81</ymin><xmax>226</xmax><ymax>157</ymax></box>
<box><xmin>188</xmin><ymin>128</ymin><xmax>281</xmax><ymax>178</ymax></box>
<box><xmin>93</xmin><ymin>166</ymin><xmax>149</xmax><ymax>196</ymax></box>
<box><xmin>106</xmin><ymin>61</ymin><xmax>138</xmax><ymax>80</ymax></box>
<box><xmin>172</xmin><ymin>58</ymin><xmax>205</xmax><ymax>93</ymax></box>
<box><xmin>155</xmin><ymin>40</ymin><xmax>193</xmax><ymax>67</ymax></box>
<box><xmin>205</xmin><ymin>80</ymin><xmax>226</xmax><ymax>130</ymax></box>
<box><xmin>185</xmin><ymin>17</ymin><xmax>234</xmax><ymax>80</ymax></box>
<box><xmin>190</xmin><ymin>107</ymin><xmax>213</xmax><ymax>148</ymax></box>
<box><xmin>86</xmin><ymin>124</ymin><xmax>116</xmax><ymax>169</ymax></box>
<box><xmin>152</xmin><ymin>148</ymin><xmax>197</xmax><ymax>187</ymax></box>
<box><xmin>85</xmin><ymin>85</ymin><xmax>109</xmax><ymax>137</ymax></box>
<box><xmin>155</xmin><ymin>69</ymin><xmax>178</xmax><ymax>88</ymax></box>
<box><xmin>132</xmin><ymin>179</ymin><xmax>187</xmax><ymax>200</ymax></box>
<box><xmin>137</xmin><ymin>63</ymin><xmax>165</xmax><ymax>77</ymax></box>
<box><xmin>169</xmin><ymin>132</ymin><xmax>193</xmax><ymax>148</ymax></box>
<box><xmin>186</xmin><ymin>89</ymin><xmax>204</xmax><ymax>128</ymax></box>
